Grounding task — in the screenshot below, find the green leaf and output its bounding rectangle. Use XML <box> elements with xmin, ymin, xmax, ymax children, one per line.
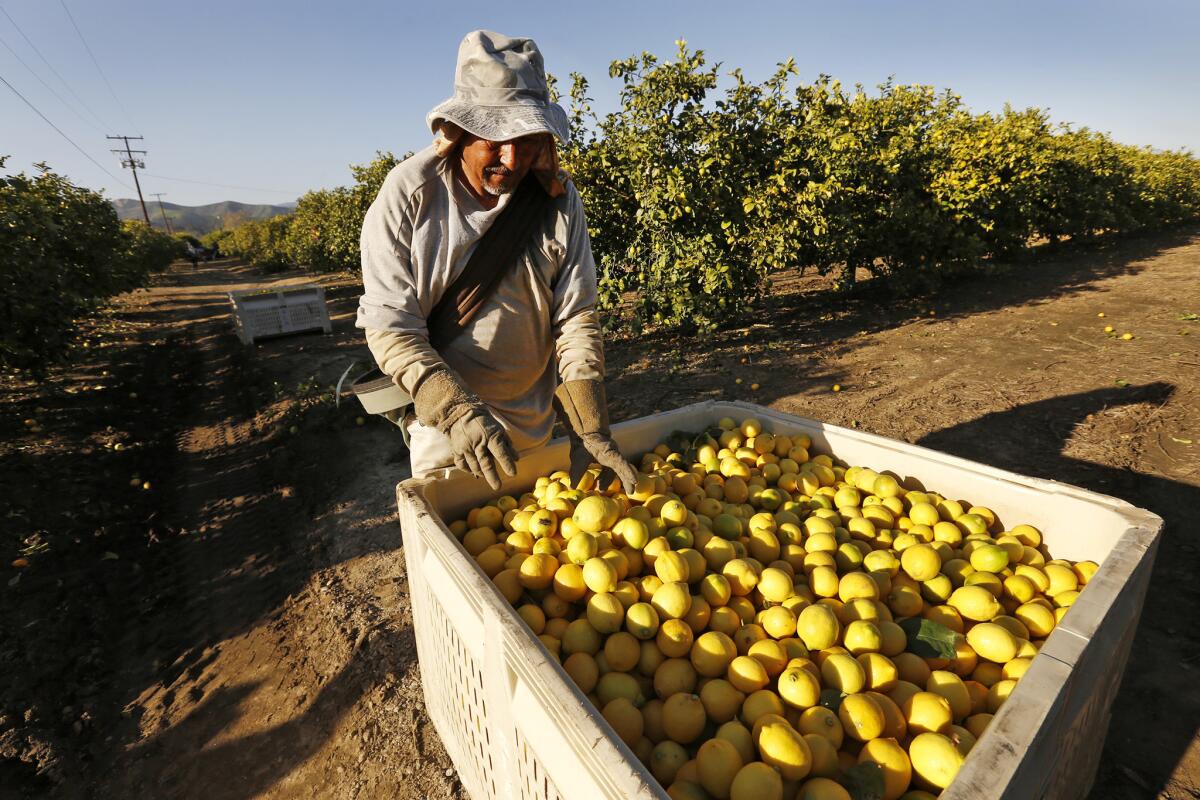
<box><xmin>843</xmin><ymin>762</ymin><xmax>887</xmax><ymax>800</ymax></box>
<box><xmin>819</xmin><ymin>688</ymin><xmax>847</xmax><ymax>711</ymax></box>
<box><xmin>899</xmin><ymin>617</ymin><xmax>959</xmax><ymax>659</ymax></box>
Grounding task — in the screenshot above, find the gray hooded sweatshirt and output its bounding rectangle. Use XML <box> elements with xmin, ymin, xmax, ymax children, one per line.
<box><xmin>356</xmin><ymin>146</ymin><xmax>605</xmax><ymax>476</ymax></box>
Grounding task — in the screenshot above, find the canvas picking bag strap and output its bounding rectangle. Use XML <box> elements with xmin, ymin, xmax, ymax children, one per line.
<box><xmin>427</xmin><ymin>172</ymin><xmax>553</xmax><ymax>348</ymax></box>
<box><xmin>351</xmin><ymin>173</ymin><xmax>554</xmax><ymax>428</ymax></box>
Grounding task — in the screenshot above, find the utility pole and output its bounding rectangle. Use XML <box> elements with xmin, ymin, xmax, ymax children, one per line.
<box><xmin>108</xmin><ymin>135</ymin><xmax>150</xmax><ymax>224</ymax></box>
<box><xmin>150</xmin><ymin>192</ymin><xmax>173</xmax><ymax>234</ymax></box>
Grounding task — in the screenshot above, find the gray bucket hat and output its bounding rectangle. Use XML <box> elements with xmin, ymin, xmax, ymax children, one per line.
<box><xmin>427</xmin><ymin>30</ymin><xmax>570</xmax><ymax>143</ymax></box>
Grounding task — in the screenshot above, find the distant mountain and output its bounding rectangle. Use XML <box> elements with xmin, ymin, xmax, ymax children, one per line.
<box><xmin>110</xmin><ymin>198</ymin><xmax>295</xmax><ymax>234</ymax></box>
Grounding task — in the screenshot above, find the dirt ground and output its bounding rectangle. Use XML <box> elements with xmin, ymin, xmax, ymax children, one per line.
<box><xmin>1</xmin><ymin>227</ymin><xmax>1198</xmax><ymax>799</ymax></box>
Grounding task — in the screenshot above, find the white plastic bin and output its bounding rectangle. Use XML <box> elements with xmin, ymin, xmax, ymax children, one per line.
<box><xmin>395</xmin><ymin>400</ymin><xmax>1162</xmax><ymax>800</ymax></box>
<box><xmin>228</xmin><ymin>284</ymin><xmax>332</xmax><ymax>345</ymax></box>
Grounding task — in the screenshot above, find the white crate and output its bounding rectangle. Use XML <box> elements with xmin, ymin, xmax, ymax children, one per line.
<box><xmin>396</xmin><ymin>400</ymin><xmax>1161</xmax><ymax>800</ymax></box>
<box><xmin>228</xmin><ymin>285</ymin><xmax>332</xmax><ymax>345</ymax></box>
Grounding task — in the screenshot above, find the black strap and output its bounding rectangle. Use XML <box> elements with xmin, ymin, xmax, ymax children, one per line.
<box><xmin>428</xmin><ymin>173</ymin><xmax>554</xmax><ymax>350</ymax></box>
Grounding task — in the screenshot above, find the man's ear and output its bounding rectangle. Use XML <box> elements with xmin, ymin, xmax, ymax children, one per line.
<box><xmin>434</xmin><ymin>121</ymin><xmax>465</xmax><ymax>157</ymax></box>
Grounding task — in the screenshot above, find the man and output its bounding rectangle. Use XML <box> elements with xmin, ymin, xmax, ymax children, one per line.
<box><xmin>357</xmin><ymin>30</ymin><xmax>636</xmax><ymax>493</ymax></box>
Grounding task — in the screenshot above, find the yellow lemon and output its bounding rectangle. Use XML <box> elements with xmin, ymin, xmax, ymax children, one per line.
<box><xmin>839</xmin><ymin>693</ymin><xmax>886</xmax><ymax>741</ymax></box>
<box><xmin>757</xmin><ymin>716</ymin><xmax>814</xmax><ymax>781</ymax></box>
<box><xmin>797</xmin><ymin>706</ymin><xmax>844</xmax><ymax>749</ymax></box>
<box><xmin>587</xmin><ymin>592</ymin><xmax>626</xmax><ymax>634</ymax></box>
<box><xmin>730</xmin><ymin>761</ymin><xmax>783</xmax><ymax>800</ymax></box>
<box><xmin>697</xmin><ymin>737</ymin><xmax>744</xmax><ymax>798</ymax></box>
<box><xmin>626</xmin><ymin>602</ymin><xmax>660</xmax><ymax>640</ymax></box>
<box><xmin>583</xmin><ymin>556</ymin><xmax>618</xmax><ymax>593</ymax></box>
<box><xmin>947</xmin><ymin>585</ymin><xmax>1001</xmax><ymax>621</ymax></box>
<box><xmin>574</xmin><ymin>495</ymin><xmax>619</xmax><ymax>533</ymax></box>
<box><xmin>901</xmin><ymin>544</ymin><xmax>941</xmax><ymax>581</ymax></box>
<box><xmin>662</xmin><ymin>692</ymin><xmax>707</xmax><ymax>744</ymax></box>
<box><xmin>778</xmin><ymin>664</ymin><xmax>822</xmax><ymax>709</ymax></box>
<box><xmin>859</xmin><ymin>737</ymin><xmax>913</xmax><ymax>800</ymax></box>
<box><xmin>700</xmin><ymin>678</ymin><xmax>746</xmax><ymax>724</ymax></box>
<box><xmin>908</xmin><ymin>732</ymin><xmax>964</xmax><ymax>789</ymax></box>
<box><xmin>821</xmin><ymin>653</ymin><xmax>867</xmax><ymax>694</ymax></box>
<box><xmin>604</xmin><ymin>631</ymin><xmax>641</xmax><ymax>672</ymax></box>
<box><xmin>966</xmin><ymin>622</ymin><xmax>1019</xmax><ymax>664</ymax></box>
<box><xmin>796</xmin><ymin>777</ymin><xmax>852</xmax><ymax>800</ymax></box>
<box><xmin>602</xmin><ymin>697</ymin><xmax>643</xmax><ymax>746</ymax></box>
<box><xmin>903</xmin><ymin>691</ymin><xmax>952</xmax><ymax>735</ymax></box>
<box><xmin>796</xmin><ymin>605</ymin><xmax>841</xmax><ymax>651</ymax></box>
<box><xmin>926</xmin><ymin>671</ymin><xmax>971</xmax><ymax>721</ymax></box>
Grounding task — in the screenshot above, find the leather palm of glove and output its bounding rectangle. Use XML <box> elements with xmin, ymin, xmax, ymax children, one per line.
<box><xmin>412</xmin><ymin>369</ymin><xmax>517</xmax><ymax>490</ymax></box>
<box><xmin>554</xmin><ymin>379</ymin><xmax>638</xmax><ymax>495</ymax></box>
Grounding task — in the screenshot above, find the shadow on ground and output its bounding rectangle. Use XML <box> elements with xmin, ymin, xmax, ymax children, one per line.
<box><xmin>916</xmin><ymin>383</ymin><xmax>1200</xmax><ymax>799</ymax></box>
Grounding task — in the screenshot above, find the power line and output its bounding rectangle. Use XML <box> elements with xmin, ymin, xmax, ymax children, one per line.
<box><xmin>0</xmin><ymin>28</ymin><xmax>103</xmax><ymax>133</ymax></box>
<box><xmin>141</xmin><ymin>172</ymin><xmax>302</xmax><ymax>196</ymax></box>
<box><xmin>0</xmin><ymin>69</ymin><xmax>133</xmax><ymax>191</ymax></box>
<box><xmin>0</xmin><ymin>4</ymin><xmax>109</xmax><ymax>130</ymax></box>
<box><xmin>58</xmin><ymin>0</ymin><xmax>133</xmax><ymax>129</ymax></box>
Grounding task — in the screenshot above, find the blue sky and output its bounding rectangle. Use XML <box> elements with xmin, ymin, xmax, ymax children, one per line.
<box><xmin>3</xmin><ymin>0</ymin><xmax>1197</xmax><ymax>207</ymax></box>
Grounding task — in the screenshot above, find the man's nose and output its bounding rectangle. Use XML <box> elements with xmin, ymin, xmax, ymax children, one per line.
<box><xmin>498</xmin><ymin>143</ymin><xmax>520</xmax><ymax>171</ymax></box>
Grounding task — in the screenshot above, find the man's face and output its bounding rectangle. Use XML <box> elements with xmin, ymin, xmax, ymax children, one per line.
<box><xmin>458</xmin><ymin>133</ymin><xmax>545</xmax><ymax>197</ymax></box>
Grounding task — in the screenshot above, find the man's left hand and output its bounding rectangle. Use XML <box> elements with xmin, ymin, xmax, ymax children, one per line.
<box><xmin>568</xmin><ymin>431</ymin><xmax>638</xmax><ymax>495</ymax></box>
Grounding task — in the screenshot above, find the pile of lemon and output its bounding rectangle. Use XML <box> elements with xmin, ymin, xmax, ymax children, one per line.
<box><xmin>448</xmin><ymin>417</ymin><xmax>1095</xmax><ymax>800</ymax></box>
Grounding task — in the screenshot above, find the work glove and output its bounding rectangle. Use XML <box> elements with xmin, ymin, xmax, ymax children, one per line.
<box><xmin>413</xmin><ymin>368</ymin><xmax>518</xmax><ymax>490</ymax></box>
<box><xmin>554</xmin><ymin>379</ymin><xmax>638</xmax><ymax>495</ymax></box>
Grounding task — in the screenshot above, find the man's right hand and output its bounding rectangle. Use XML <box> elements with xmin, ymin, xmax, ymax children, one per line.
<box><xmin>445</xmin><ymin>408</ymin><xmax>518</xmax><ymax>490</ymax></box>
<box><xmin>412</xmin><ymin>368</ymin><xmax>518</xmax><ymax>490</ymax></box>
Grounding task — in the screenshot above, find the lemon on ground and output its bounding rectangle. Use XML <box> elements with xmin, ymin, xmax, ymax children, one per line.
<box><xmin>908</xmin><ymin>732</ymin><xmax>964</xmax><ymax>790</ymax></box>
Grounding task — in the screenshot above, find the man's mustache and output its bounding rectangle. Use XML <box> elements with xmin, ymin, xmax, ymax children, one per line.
<box><xmin>485</xmin><ymin>166</ymin><xmax>514</xmax><ymax>177</ymax></box>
